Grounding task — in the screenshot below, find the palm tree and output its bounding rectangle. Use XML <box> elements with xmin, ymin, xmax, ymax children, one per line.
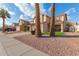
<box><xmin>0</xmin><ymin>8</ymin><xmax>10</xmax><ymax>32</ymax></box>
<box><xmin>50</xmin><ymin>3</ymin><xmax>55</xmax><ymax>37</ymax></box>
<box><xmin>34</xmin><ymin>3</ymin><xmax>41</xmax><ymax>37</ymax></box>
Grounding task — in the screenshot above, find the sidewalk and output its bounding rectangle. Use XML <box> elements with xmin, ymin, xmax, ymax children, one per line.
<box><xmin>0</xmin><ymin>32</ymin><xmax>48</xmax><ymax>56</ymax></box>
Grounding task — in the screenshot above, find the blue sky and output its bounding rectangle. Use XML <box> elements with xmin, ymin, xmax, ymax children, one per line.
<box><xmin>0</xmin><ymin>3</ymin><xmax>79</xmax><ymax>27</ymax></box>
<box><xmin>56</xmin><ymin>3</ymin><xmax>79</xmax><ymax>22</ymax></box>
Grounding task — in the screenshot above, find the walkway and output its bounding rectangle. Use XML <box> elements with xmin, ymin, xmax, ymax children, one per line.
<box><xmin>0</xmin><ymin>32</ymin><xmax>48</xmax><ymax>56</ymax></box>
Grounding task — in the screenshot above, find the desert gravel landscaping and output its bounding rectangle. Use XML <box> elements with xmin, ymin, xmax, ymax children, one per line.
<box><xmin>14</xmin><ymin>34</ymin><xmax>79</xmax><ymax>56</ymax></box>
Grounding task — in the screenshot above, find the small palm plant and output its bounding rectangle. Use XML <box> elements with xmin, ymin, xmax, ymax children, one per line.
<box><xmin>0</xmin><ymin>8</ymin><xmax>10</xmax><ymax>32</ymax></box>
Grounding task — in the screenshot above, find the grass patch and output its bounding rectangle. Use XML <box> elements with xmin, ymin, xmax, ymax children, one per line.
<box><xmin>42</xmin><ymin>32</ymin><xmax>50</xmax><ymax>35</ymax></box>
<box><xmin>55</xmin><ymin>32</ymin><xmax>64</xmax><ymax>36</ymax></box>
<box><xmin>42</xmin><ymin>32</ymin><xmax>64</xmax><ymax>36</ymax></box>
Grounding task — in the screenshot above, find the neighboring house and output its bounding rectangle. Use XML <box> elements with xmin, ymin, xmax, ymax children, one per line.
<box><xmin>33</xmin><ymin>14</ymin><xmax>67</xmax><ymax>32</ymax></box>
<box><xmin>66</xmin><ymin>22</ymin><xmax>79</xmax><ymax>32</ymax></box>
<box><xmin>73</xmin><ymin>23</ymin><xmax>79</xmax><ymax>32</ymax></box>
<box><xmin>13</xmin><ymin>19</ymin><xmax>31</xmax><ymax>31</ymax></box>
<box><xmin>69</xmin><ymin>26</ymin><xmax>75</xmax><ymax>32</ymax></box>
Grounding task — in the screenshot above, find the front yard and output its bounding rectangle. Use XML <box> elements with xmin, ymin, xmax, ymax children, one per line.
<box><xmin>14</xmin><ymin>34</ymin><xmax>79</xmax><ymax>56</ymax></box>
<box><xmin>42</xmin><ymin>32</ymin><xmax>64</xmax><ymax>36</ymax></box>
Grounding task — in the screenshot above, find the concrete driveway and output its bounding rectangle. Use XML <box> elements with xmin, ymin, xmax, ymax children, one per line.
<box><xmin>0</xmin><ymin>32</ymin><xmax>48</xmax><ymax>56</ymax></box>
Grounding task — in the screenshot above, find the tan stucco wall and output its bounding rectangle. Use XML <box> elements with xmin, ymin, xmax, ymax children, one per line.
<box><xmin>16</xmin><ymin>26</ymin><xmax>20</xmax><ymax>31</ymax></box>
<box><xmin>33</xmin><ymin>14</ymin><xmax>67</xmax><ymax>32</ymax></box>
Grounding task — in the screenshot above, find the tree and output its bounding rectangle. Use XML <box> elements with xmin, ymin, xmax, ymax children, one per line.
<box><xmin>65</xmin><ymin>21</ymin><xmax>73</xmax><ymax>32</ymax></box>
<box><xmin>50</xmin><ymin>3</ymin><xmax>55</xmax><ymax>37</ymax></box>
<box><xmin>66</xmin><ymin>22</ymin><xmax>73</xmax><ymax>27</ymax></box>
<box><xmin>0</xmin><ymin>8</ymin><xmax>10</xmax><ymax>32</ymax></box>
<box><xmin>34</xmin><ymin>3</ymin><xmax>41</xmax><ymax>37</ymax></box>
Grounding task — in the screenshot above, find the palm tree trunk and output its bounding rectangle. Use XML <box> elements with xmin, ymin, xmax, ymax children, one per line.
<box><xmin>35</xmin><ymin>3</ymin><xmax>41</xmax><ymax>37</ymax></box>
<box><xmin>50</xmin><ymin>3</ymin><xmax>55</xmax><ymax>37</ymax></box>
<box><xmin>2</xmin><ymin>18</ymin><xmax>5</xmax><ymax>32</ymax></box>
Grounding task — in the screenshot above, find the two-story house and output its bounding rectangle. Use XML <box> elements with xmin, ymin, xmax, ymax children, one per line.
<box><xmin>33</xmin><ymin>14</ymin><xmax>67</xmax><ymax>32</ymax></box>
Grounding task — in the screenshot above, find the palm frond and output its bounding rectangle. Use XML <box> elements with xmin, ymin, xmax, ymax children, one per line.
<box><xmin>0</xmin><ymin>8</ymin><xmax>11</xmax><ymax>18</ymax></box>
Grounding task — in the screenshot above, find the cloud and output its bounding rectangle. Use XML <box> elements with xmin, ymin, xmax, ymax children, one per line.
<box><xmin>64</xmin><ymin>8</ymin><xmax>77</xmax><ymax>21</ymax></box>
<box><xmin>0</xmin><ymin>4</ymin><xmax>5</xmax><ymax>9</ymax></box>
<box><xmin>0</xmin><ymin>18</ymin><xmax>11</xmax><ymax>27</ymax></box>
<box><xmin>20</xmin><ymin>14</ymin><xmax>23</xmax><ymax>19</ymax></box>
<box><xmin>39</xmin><ymin>4</ymin><xmax>46</xmax><ymax>15</ymax></box>
<box><xmin>8</xmin><ymin>11</ymin><xmax>15</xmax><ymax>15</ymax></box>
<box><xmin>14</xmin><ymin>3</ymin><xmax>46</xmax><ymax>19</ymax></box>
<box><xmin>65</xmin><ymin>8</ymin><xmax>76</xmax><ymax>15</ymax></box>
<box><xmin>67</xmin><ymin>15</ymin><xmax>71</xmax><ymax>20</ymax></box>
<box><xmin>30</xmin><ymin>3</ymin><xmax>47</xmax><ymax>15</ymax></box>
<box><xmin>0</xmin><ymin>4</ymin><xmax>16</xmax><ymax>26</ymax></box>
<box><xmin>14</xmin><ymin>3</ymin><xmax>35</xmax><ymax>18</ymax></box>
<box><xmin>19</xmin><ymin>14</ymin><xmax>24</xmax><ymax>19</ymax></box>
<box><xmin>0</xmin><ymin>4</ymin><xmax>15</xmax><ymax>16</ymax></box>
<box><xmin>19</xmin><ymin>14</ymin><xmax>27</xmax><ymax>20</ymax></box>
<box><xmin>5</xmin><ymin>8</ymin><xmax>15</xmax><ymax>16</ymax></box>
<box><xmin>30</xmin><ymin>3</ymin><xmax>35</xmax><ymax>7</ymax></box>
<box><xmin>19</xmin><ymin>14</ymin><xmax>32</xmax><ymax>21</ymax></box>
<box><xmin>6</xmin><ymin>20</ymin><xmax>12</xmax><ymax>25</ymax></box>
